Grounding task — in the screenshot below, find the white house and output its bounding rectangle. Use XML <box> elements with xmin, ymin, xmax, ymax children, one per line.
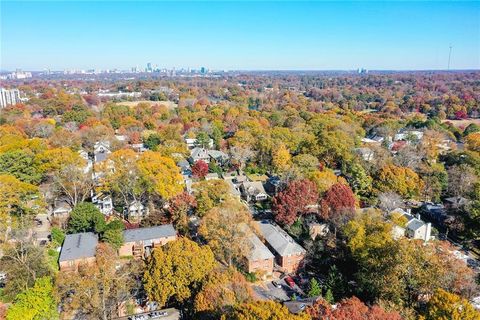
<box><xmin>92</xmin><ymin>192</ymin><xmax>113</xmax><ymax>216</ymax></box>
<box><xmin>124</xmin><ymin>200</ymin><xmax>148</xmax><ymax>220</ymax></box>
<box><xmin>394</xmin><ymin>130</ymin><xmax>424</xmax><ymax>142</ymax></box>
<box><xmin>52</xmin><ymin>200</ymin><xmax>72</xmax><ymax>222</ymax></box>
<box><xmin>185</xmin><ymin>137</ymin><xmax>214</xmax><ymax>149</ymax></box>
<box><xmin>391</xmin><ymin>208</ymin><xmax>432</xmax><ymax>242</ymax></box>
<box><xmin>78</xmin><ymin>149</ymin><xmax>93</xmax><ymax>173</ymax></box>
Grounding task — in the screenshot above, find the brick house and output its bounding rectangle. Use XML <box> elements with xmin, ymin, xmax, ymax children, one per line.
<box><xmin>245</xmin><ymin>232</ymin><xmax>275</xmax><ymax>278</ymax></box>
<box><xmin>119</xmin><ymin>224</ymin><xmax>177</xmax><ymax>259</ymax></box>
<box><xmin>255</xmin><ymin>220</ymin><xmax>306</xmax><ymax>274</ymax></box>
<box><xmin>59</xmin><ymin>232</ymin><xmax>98</xmax><ymax>272</ymax></box>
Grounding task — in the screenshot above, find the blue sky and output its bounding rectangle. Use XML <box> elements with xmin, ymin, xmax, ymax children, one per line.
<box><xmin>1</xmin><ymin>1</ymin><xmax>479</xmax><ymax>71</ymax></box>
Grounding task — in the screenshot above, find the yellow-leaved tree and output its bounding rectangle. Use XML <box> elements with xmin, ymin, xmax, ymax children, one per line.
<box><xmin>137</xmin><ymin>151</ymin><xmax>184</xmax><ymax>200</ymax></box>
<box><xmin>35</xmin><ymin>147</ymin><xmax>86</xmax><ymax>174</ymax></box>
<box><xmin>308</xmin><ymin>169</ymin><xmax>347</xmax><ymax>195</ymax></box>
<box><xmin>100</xmin><ymin>148</ymin><xmax>144</xmax><ymax>208</ymax></box>
<box><xmin>465</xmin><ymin>132</ymin><xmax>480</xmax><ymax>153</ymax></box>
<box><xmin>422</xmin><ymin>289</ymin><xmax>480</xmax><ymax>320</ymax></box>
<box><xmin>375</xmin><ymin>164</ymin><xmax>424</xmax><ymax>199</ymax></box>
<box><xmin>0</xmin><ymin>174</ymin><xmax>42</xmax><ymax>241</ymax></box>
<box><xmin>222</xmin><ymin>300</ymin><xmax>311</xmax><ymax>320</ymax></box>
<box><xmin>143</xmin><ymin>238</ymin><xmax>216</xmax><ymax>307</ymax></box>
<box><xmin>272</xmin><ymin>143</ymin><xmax>291</xmax><ymax>174</ymax></box>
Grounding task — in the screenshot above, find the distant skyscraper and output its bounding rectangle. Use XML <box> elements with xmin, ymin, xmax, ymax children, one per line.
<box><xmin>5</xmin><ymin>70</ymin><xmax>32</xmax><ymax>79</ymax></box>
<box><xmin>200</xmin><ymin>67</ymin><xmax>207</xmax><ymax>74</ymax></box>
<box><xmin>0</xmin><ymin>88</ymin><xmax>21</xmax><ymax>108</ymax></box>
<box><xmin>147</xmin><ymin>63</ymin><xmax>152</xmax><ymax>72</ymax></box>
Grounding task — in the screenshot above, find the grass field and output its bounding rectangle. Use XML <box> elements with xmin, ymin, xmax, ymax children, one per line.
<box><xmin>114</xmin><ymin>100</ymin><xmax>178</xmax><ymax>110</ymax></box>
<box><xmin>442</xmin><ymin>118</ymin><xmax>480</xmax><ymax>129</ymax></box>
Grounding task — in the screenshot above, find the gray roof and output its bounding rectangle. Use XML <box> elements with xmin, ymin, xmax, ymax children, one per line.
<box><xmin>208</xmin><ymin>150</ymin><xmax>228</xmax><ymax>160</ymax></box>
<box><xmin>190</xmin><ymin>147</ymin><xmax>228</xmax><ymax>162</ymax></box>
<box><xmin>256</xmin><ymin>220</ymin><xmax>306</xmax><ymax>256</ymax></box>
<box><xmin>177</xmin><ymin>159</ymin><xmax>190</xmax><ymax>170</ymax></box>
<box><xmin>445</xmin><ymin>196</ymin><xmax>470</xmax><ymax>206</ymax></box>
<box><xmin>407</xmin><ymin>218</ymin><xmax>425</xmax><ymax>231</ymax></box>
<box><xmin>94</xmin><ymin>151</ymin><xmax>108</xmax><ymax>162</ymax></box>
<box><xmin>59</xmin><ymin>232</ymin><xmax>98</xmax><ymax>262</ymax></box>
<box><xmin>242</xmin><ymin>181</ymin><xmax>267</xmax><ymax>196</ymax></box>
<box><xmin>226</xmin><ymin>179</ymin><xmax>241</xmax><ymax>196</ymax></box>
<box><xmin>284</xmin><ymin>297</ymin><xmax>319</xmax><ymax>314</ymax></box>
<box><xmin>248</xmin><ymin>233</ymin><xmax>275</xmax><ymax>261</ymax></box>
<box><xmin>190</xmin><ymin>147</ymin><xmax>209</xmax><ymax>160</ymax></box>
<box><xmin>123</xmin><ymin>224</ymin><xmax>176</xmax><ymax>243</ymax></box>
<box><xmin>391</xmin><ymin>208</ymin><xmax>426</xmax><ymax>232</ymax></box>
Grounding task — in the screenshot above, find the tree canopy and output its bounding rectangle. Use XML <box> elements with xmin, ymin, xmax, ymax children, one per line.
<box><xmin>143</xmin><ymin>238</ymin><xmax>216</xmax><ymax>307</ymax></box>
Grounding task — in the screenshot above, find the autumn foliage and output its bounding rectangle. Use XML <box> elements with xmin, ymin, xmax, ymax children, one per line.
<box><xmin>192</xmin><ymin>160</ymin><xmax>209</xmax><ymax>179</ymax></box>
<box><xmin>307</xmin><ymin>297</ymin><xmax>402</xmax><ymax>320</ymax></box>
<box><xmin>272</xmin><ymin>179</ymin><xmax>319</xmax><ymax>226</ymax></box>
<box><xmin>224</xmin><ymin>300</ymin><xmax>310</xmax><ymax>320</ymax></box>
<box><xmin>194</xmin><ymin>267</ymin><xmax>253</xmax><ymax>316</ymax></box>
<box><xmin>422</xmin><ymin>288</ymin><xmax>480</xmax><ymax>320</ymax></box>
<box><xmin>375</xmin><ymin>165</ymin><xmax>424</xmax><ymax>200</ymax></box>
<box><xmin>320</xmin><ymin>183</ymin><xmax>356</xmax><ymax>221</ymax></box>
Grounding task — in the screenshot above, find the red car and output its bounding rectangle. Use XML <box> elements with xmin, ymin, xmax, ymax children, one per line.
<box><xmin>285</xmin><ymin>276</ymin><xmax>296</xmax><ymax>288</ymax></box>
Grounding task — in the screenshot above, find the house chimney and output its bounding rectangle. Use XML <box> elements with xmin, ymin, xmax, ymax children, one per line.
<box><xmin>425</xmin><ymin>223</ymin><xmax>432</xmax><ymax>242</ymax></box>
<box><xmin>416</xmin><ymin>213</ymin><xmax>421</xmax><ymax>220</ymax></box>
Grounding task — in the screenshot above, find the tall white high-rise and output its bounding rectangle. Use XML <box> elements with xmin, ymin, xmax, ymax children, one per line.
<box><xmin>0</xmin><ymin>88</ymin><xmax>21</xmax><ymax>108</ymax></box>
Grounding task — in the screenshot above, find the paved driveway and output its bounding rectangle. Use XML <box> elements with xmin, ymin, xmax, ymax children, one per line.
<box><xmin>252</xmin><ymin>278</ymin><xmax>303</xmax><ymax>302</ymax></box>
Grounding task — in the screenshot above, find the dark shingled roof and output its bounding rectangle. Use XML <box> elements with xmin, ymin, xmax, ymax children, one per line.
<box><xmin>123</xmin><ymin>224</ymin><xmax>176</xmax><ymax>243</ymax></box>
<box><xmin>59</xmin><ymin>232</ymin><xmax>98</xmax><ymax>262</ymax></box>
<box><xmin>256</xmin><ymin>220</ymin><xmax>306</xmax><ymax>256</ymax></box>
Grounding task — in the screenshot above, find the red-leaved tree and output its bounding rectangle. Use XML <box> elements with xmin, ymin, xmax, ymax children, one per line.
<box><xmin>272</xmin><ymin>179</ymin><xmax>319</xmax><ymax>226</ymax></box>
<box><xmin>307</xmin><ymin>297</ymin><xmax>402</xmax><ymax>320</ymax></box>
<box><xmin>320</xmin><ymin>183</ymin><xmax>356</xmax><ymax>222</ymax></box>
<box><xmin>167</xmin><ymin>192</ymin><xmax>197</xmax><ymax>234</ymax></box>
<box><xmin>192</xmin><ymin>160</ymin><xmax>209</xmax><ymax>179</ymax></box>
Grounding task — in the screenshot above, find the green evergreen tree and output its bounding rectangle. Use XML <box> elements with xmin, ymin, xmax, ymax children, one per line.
<box><xmin>307</xmin><ymin>278</ymin><xmax>322</xmax><ymax>297</ymax></box>
<box><xmin>324</xmin><ymin>265</ymin><xmax>347</xmax><ymax>300</ymax></box>
<box><xmin>196</xmin><ymin>132</ymin><xmax>211</xmax><ymax>148</ymax></box>
<box><xmin>324</xmin><ymin>288</ymin><xmax>334</xmax><ymax>304</ymax></box>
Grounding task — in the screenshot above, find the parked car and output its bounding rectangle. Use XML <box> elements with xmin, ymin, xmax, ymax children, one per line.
<box><xmin>272</xmin><ymin>280</ymin><xmax>282</xmax><ymax>288</ymax></box>
<box><xmin>285</xmin><ymin>276</ymin><xmax>295</xmax><ymax>288</ymax></box>
<box><xmin>150</xmin><ymin>311</ymin><xmax>168</xmax><ymax>318</ymax></box>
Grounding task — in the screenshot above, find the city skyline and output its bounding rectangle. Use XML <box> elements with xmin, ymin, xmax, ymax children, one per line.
<box><xmin>1</xmin><ymin>1</ymin><xmax>479</xmax><ymax>71</ymax></box>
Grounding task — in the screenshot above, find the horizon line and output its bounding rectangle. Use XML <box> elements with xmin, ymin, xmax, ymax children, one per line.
<box><xmin>2</xmin><ymin>68</ymin><xmax>480</xmax><ymax>73</ymax></box>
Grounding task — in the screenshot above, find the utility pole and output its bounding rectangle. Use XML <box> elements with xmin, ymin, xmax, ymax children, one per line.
<box><xmin>448</xmin><ymin>45</ymin><xmax>453</xmax><ymax>70</ymax></box>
